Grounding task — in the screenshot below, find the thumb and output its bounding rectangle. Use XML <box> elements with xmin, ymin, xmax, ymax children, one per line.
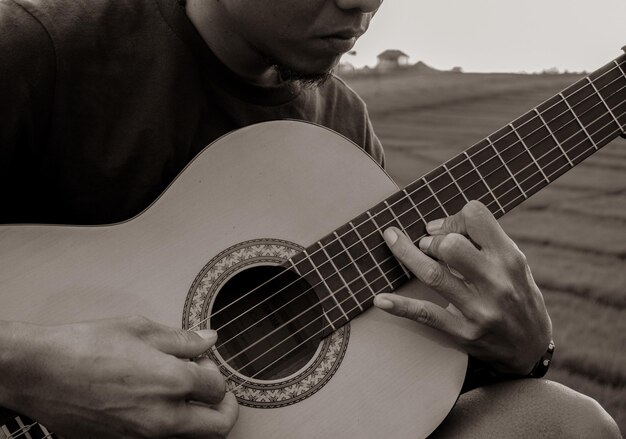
<box><xmin>153</xmin><ymin>327</ymin><xmax>218</xmax><ymax>358</ymax></box>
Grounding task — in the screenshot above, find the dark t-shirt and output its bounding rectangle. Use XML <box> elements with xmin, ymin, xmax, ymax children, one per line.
<box><xmin>0</xmin><ymin>0</ymin><xmax>383</xmax><ymax>224</ymax></box>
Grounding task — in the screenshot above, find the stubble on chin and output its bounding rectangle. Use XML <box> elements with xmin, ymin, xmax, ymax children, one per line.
<box><xmin>273</xmin><ymin>63</ymin><xmax>336</xmax><ymax>88</ymax></box>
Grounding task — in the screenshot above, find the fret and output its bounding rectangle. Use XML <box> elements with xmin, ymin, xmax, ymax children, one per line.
<box><xmin>559</xmin><ymin>92</ymin><xmax>599</xmax><ymax>150</ymax></box>
<box><xmin>350</xmin><ymin>221</ymin><xmax>394</xmax><ymax>291</ymax></box>
<box><xmin>424</xmin><ymin>166</ymin><xmax>466</xmax><ymax>215</ymax></box>
<box><xmin>443</xmin><ymin>163</ymin><xmax>469</xmax><ymax>204</ymax></box>
<box><xmin>385</xmin><ymin>191</ymin><xmax>427</xmax><ymax>243</ymax></box>
<box><xmin>378</xmin><ymin>205</ymin><xmax>411</xmax><ymax>279</ymax></box>
<box><xmin>15</xmin><ymin>417</ymin><xmax>34</xmax><ymax>439</ymax></box>
<box><xmin>303</xmin><ymin>249</ymin><xmax>350</xmax><ymax>322</ymax></box>
<box><xmin>334</xmin><ymin>231</ymin><xmax>376</xmax><ymax>301</ymax></box>
<box><xmin>339</xmin><ymin>222</ymin><xmax>390</xmax><ymax>296</ymax></box>
<box><xmin>585</xmin><ymin>77</ymin><xmax>624</xmax><ymax>131</ymax></box>
<box><xmin>422</xmin><ymin>176</ymin><xmax>449</xmax><ymax>216</ymax></box>
<box><xmin>590</xmin><ymin>60</ymin><xmax>626</xmax><ymax>133</ymax></box>
<box><xmin>509</xmin><ymin>123</ymin><xmax>550</xmax><ymax>183</ymax></box>
<box><xmin>306</xmin><ymin>241</ymin><xmax>362</xmax><ymax>320</ymax></box>
<box><xmin>405</xmin><ymin>180</ymin><xmax>445</xmax><ymax>222</ymax></box>
<box><xmin>1</xmin><ymin>424</ymin><xmax>10</xmax><ymax>439</ymax></box>
<box><xmin>486</xmin><ymin>136</ymin><xmax>527</xmax><ymax>199</ymax></box>
<box><xmin>463</xmin><ymin>151</ymin><xmax>505</xmax><ymax>214</ymax></box>
<box><xmin>318</xmin><ymin>241</ymin><xmax>363</xmax><ymax>312</ymax></box>
<box><xmin>616</xmin><ymin>60</ymin><xmax>626</xmax><ymax>79</ymax></box>
<box><xmin>402</xmin><ymin>188</ymin><xmax>428</xmax><ymax>226</ymax></box>
<box><xmin>533</xmin><ymin>109</ymin><xmax>575</xmax><ymax>168</ymax></box>
<box><xmin>467</xmin><ymin>140</ymin><xmax>522</xmax><ymax>210</ymax></box>
<box><xmin>288</xmin><ymin>254</ymin><xmax>347</xmax><ymax>335</ymax></box>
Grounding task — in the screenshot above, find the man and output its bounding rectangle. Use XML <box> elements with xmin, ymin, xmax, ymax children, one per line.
<box><xmin>0</xmin><ymin>0</ymin><xmax>620</xmax><ymax>437</ymax></box>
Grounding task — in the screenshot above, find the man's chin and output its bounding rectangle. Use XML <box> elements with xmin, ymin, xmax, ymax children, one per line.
<box><xmin>275</xmin><ymin>65</ymin><xmax>334</xmax><ymax>87</ymax></box>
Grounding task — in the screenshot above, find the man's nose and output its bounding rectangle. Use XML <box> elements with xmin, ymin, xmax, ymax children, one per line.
<box><xmin>335</xmin><ymin>0</ymin><xmax>382</xmax><ymax>13</ymax></box>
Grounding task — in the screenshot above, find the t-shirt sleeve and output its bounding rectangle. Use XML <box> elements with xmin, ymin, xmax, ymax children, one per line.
<box><xmin>0</xmin><ymin>0</ymin><xmax>55</xmax><ymax>170</ymax></box>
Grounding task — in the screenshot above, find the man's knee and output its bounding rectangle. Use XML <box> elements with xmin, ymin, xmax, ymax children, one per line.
<box><xmin>557</xmin><ymin>386</ymin><xmax>621</xmax><ymax>439</ymax></box>
<box><xmin>432</xmin><ymin>379</ymin><xmax>621</xmax><ymax>438</ymax></box>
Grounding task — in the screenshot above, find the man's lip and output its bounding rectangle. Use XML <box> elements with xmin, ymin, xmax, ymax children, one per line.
<box><xmin>322</xmin><ymin>29</ymin><xmax>365</xmax><ymax>40</ymax></box>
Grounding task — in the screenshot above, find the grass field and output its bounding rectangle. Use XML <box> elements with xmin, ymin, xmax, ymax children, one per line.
<box><xmin>344</xmin><ymin>68</ymin><xmax>626</xmax><ymax>431</ymax></box>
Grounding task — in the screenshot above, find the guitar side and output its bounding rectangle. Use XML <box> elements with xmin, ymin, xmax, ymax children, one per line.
<box><xmin>0</xmin><ymin>121</ymin><xmax>467</xmax><ymax>438</ymax></box>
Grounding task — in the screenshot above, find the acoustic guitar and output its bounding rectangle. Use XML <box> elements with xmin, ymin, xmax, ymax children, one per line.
<box><xmin>1</xmin><ymin>51</ymin><xmax>625</xmax><ymax>439</ymax></box>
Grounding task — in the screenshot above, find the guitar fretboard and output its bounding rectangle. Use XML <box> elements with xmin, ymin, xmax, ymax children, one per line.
<box><xmin>286</xmin><ymin>53</ymin><xmax>626</xmax><ymax>336</ymax></box>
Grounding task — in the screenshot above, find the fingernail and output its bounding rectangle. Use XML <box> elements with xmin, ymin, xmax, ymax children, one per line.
<box><xmin>383</xmin><ymin>228</ymin><xmax>398</xmax><ymax>245</ymax></box>
<box><xmin>374</xmin><ymin>295</ymin><xmax>394</xmax><ymax>310</ymax></box>
<box><xmin>195</xmin><ymin>329</ymin><xmax>217</xmax><ymax>342</ymax></box>
<box><xmin>426</xmin><ymin>218</ymin><xmax>444</xmax><ymax>234</ymax></box>
<box><xmin>419</xmin><ymin>236</ymin><xmax>432</xmax><ymax>251</ymax></box>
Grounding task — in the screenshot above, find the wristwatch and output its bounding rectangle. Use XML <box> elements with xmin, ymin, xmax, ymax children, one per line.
<box><xmin>526</xmin><ymin>340</ymin><xmax>555</xmax><ymax>378</ymax></box>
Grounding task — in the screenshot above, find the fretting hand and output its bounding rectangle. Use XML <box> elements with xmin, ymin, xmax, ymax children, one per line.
<box><xmin>0</xmin><ymin>316</ymin><xmax>238</xmax><ymax>438</ymax></box>
<box><xmin>374</xmin><ymin>200</ymin><xmax>552</xmax><ymax>375</ymax></box>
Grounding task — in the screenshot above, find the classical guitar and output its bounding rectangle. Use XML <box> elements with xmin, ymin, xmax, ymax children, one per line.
<box><xmin>1</xmin><ymin>51</ymin><xmax>625</xmax><ymax>439</ymax></box>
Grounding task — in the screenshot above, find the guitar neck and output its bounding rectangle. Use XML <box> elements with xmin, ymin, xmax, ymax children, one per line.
<box><xmin>287</xmin><ymin>53</ymin><xmax>626</xmax><ymax>334</ymax></box>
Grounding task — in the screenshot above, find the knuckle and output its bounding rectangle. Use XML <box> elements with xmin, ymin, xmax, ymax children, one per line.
<box><xmin>438</xmin><ymin>233</ymin><xmax>462</xmax><ymax>257</ymax></box>
<box><xmin>422</xmin><ymin>265</ymin><xmax>445</xmax><ymax>289</ymax></box>
<box><xmin>462</xmin><ymin>325</ymin><xmax>486</xmax><ymax>343</ymax></box>
<box><xmin>126</xmin><ymin>315</ymin><xmax>152</xmax><ymax>334</ymax></box>
<box><xmin>502</xmin><ymin>248</ymin><xmax>528</xmax><ymax>272</ymax></box>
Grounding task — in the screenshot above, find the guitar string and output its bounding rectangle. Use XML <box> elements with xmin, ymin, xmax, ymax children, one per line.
<box><xmin>189</xmin><ymin>73</ymin><xmax>626</xmax><ymax>347</ymax></box>
<box><xmin>186</xmin><ymin>59</ymin><xmax>626</xmax><ymax>333</ymax></box>
<box><xmin>223</xmin><ymin>113</ymin><xmax>625</xmax><ymax>391</ymax></box>
<box><xmin>4</xmin><ymin>420</ymin><xmax>53</xmax><ymax>439</ymax></box>
<box><xmin>214</xmin><ymin>102</ymin><xmax>625</xmax><ymax>371</ymax></box>
<box><xmin>7</xmin><ymin>71</ymin><xmax>623</xmax><ymax>439</ymax></box>
<box><xmin>198</xmin><ymin>75</ymin><xmax>626</xmax><ymax>359</ymax></box>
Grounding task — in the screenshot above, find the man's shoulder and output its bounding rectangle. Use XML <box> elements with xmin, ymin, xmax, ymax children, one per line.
<box><xmin>8</xmin><ymin>0</ymin><xmax>161</xmax><ymax>43</ymax></box>
<box><xmin>315</xmin><ymin>73</ymin><xmax>368</xmax><ymax>111</ymax></box>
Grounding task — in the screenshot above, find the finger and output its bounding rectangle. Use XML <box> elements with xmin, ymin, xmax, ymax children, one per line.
<box><xmin>418</xmin><ymin>233</ymin><xmax>487</xmax><ymax>282</ymax></box>
<box><xmin>374</xmin><ymin>294</ymin><xmax>463</xmax><ymax>338</ymax></box>
<box><xmin>185</xmin><ymin>358</ymin><xmax>227</xmax><ymax>404</ymax></box>
<box><xmin>150</xmin><ymin>324</ymin><xmax>218</xmax><ymax>359</ymax></box>
<box><xmin>179</xmin><ymin>392</ymin><xmax>239</xmax><ymax>438</ymax></box>
<box><xmin>384</xmin><ymin>227</ymin><xmax>470</xmax><ymax>306</ymax></box>
<box><xmin>426</xmin><ymin>200</ymin><xmax>510</xmax><ymax>250</ymax></box>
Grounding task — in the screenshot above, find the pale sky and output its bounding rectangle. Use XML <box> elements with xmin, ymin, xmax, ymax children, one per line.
<box><xmin>349</xmin><ymin>0</ymin><xmax>626</xmax><ymax>73</ymax></box>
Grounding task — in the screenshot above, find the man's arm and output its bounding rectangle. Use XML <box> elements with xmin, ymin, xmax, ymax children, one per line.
<box><xmin>0</xmin><ymin>317</ymin><xmax>238</xmax><ymax>438</ymax></box>
<box><xmin>374</xmin><ymin>200</ymin><xmax>552</xmax><ymax>378</ymax></box>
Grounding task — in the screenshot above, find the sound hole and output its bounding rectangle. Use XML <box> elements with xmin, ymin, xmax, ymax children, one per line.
<box><xmin>211</xmin><ymin>265</ymin><xmax>324</xmax><ymax>380</ymax></box>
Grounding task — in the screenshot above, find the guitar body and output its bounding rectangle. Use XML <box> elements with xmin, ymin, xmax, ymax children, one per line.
<box><xmin>0</xmin><ymin>121</ymin><xmax>466</xmax><ymax>438</ymax></box>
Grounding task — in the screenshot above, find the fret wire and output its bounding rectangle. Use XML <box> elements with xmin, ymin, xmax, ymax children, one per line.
<box><xmin>2</xmin><ymin>424</ymin><xmax>12</xmax><ymax>438</ymax></box>
<box><xmin>402</xmin><ymin>188</ymin><xmax>428</xmax><ymax>226</ymax></box>
<box><xmin>303</xmin><ymin>249</ymin><xmax>349</xmax><ymax>322</ymax></box>
<box><xmin>422</xmin><ymin>177</ymin><xmax>449</xmax><ymax>216</ymax></box>
<box><xmin>14</xmin><ymin>418</ymin><xmax>32</xmax><ymax>439</ymax></box>
<box><xmin>350</xmin><ymin>220</ymin><xmax>394</xmax><ymax>290</ymax></box>
<box><xmin>508</xmin><ymin>123</ymin><xmax>550</xmax><ymax>183</ymax></box>
<box><xmin>443</xmin><ymin>163</ymin><xmax>470</xmax><ymax>204</ymax></box>
<box><xmin>189</xmin><ymin>68</ymin><xmax>625</xmax><ymax>335</ymax></box>
<box><xmin>533</xmin><ymin>108</ymin><xmax>574</xmax><ymax>167</ymax></box>
<box><xmin>318</xmin><ymin>241</ymin><xmax>363</xmax><ymax>311</ymax></box>
<box><xmin>334</xmin><ymin>231</ymin><xmax>377</xmax><ymax>299</ymax></box>
<box><xmin>586</xmin><ymin>77</ymin><xmax>624</xmax><ymax>131</ymax></box>
<box><xmin>558</xmin><ymin>92</ymin><xmax>599</xmax><ymax>150</ymax></box>
<box><xmin>289</xmin><ymin>258</ymin><xmax>336</xmax><ymax>331</ymax></box>
<box><xmin>487</xmin><ymin>136</ymin><xmax>527</xmax><ymax>199</ymax></box>
<box><xmin>615</xmin><ymin>60</ymin><xmax>626</xmax><ymax>79</ymax></box>
<box><xmin>380</xmin><ymin>204</ymin><xmax>412</xmax><ymax>279</ymax></box>
<box><xmin>463</xmin><ymin>151</ymin><xmax>505</xmax><ymax>214</ymax></box>
<box><xmin>228</xmin><ymin>109</ymin><xmax>625</xmax><ymax>392</ymax></box>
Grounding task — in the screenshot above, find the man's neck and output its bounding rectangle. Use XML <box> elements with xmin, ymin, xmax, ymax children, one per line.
<box><xmin>184</xmin><ymin>0</ymin><xmax>280</xmax><ymax>87</ymax></box>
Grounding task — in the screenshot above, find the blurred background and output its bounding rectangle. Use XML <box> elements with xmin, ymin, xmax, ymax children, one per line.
<box><xmin>340</xmin><ymin>0</ymin><xmax>626</xmax><ymax>431</ymax></box>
